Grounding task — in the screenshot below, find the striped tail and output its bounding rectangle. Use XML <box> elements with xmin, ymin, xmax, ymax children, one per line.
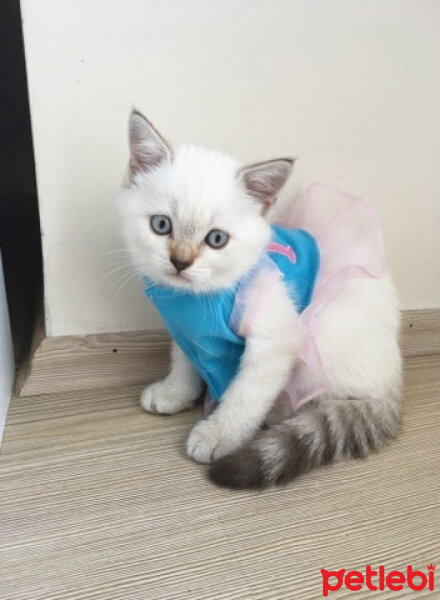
<box><xmin>209</xmin><ymin>393</ymin><xmax>400</xmax><ymax>489</ymax></box>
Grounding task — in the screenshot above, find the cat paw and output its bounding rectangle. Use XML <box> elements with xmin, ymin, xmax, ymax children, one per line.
<box><xmin>186</xmin><ymin>418</ymin><xmax>241</xmax><ymax>463</ymax></box>
<box><xmin>140</xmin><ymin>380</ymin><xmax>195</xmax><ymax>415</ymax></box>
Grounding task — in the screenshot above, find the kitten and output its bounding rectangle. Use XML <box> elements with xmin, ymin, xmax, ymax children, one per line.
<box><xmin>120</xmin><ymin>109</ymin><xmax>401</xmax><ymax>489</ymax></box>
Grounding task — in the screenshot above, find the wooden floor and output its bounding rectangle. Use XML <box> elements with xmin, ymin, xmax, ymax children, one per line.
<box><xmin>1</xmin><ymin>356</ymin><xmax>439</xmax><ymax>600</ymax></box>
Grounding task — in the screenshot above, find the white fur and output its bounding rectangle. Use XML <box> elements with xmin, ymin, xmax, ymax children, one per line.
<box><xmin>315</xmin><ymin>277</ymin><xmax>402</xmax><ymax>402</ymax></box>
<box><xmin>121</xmin><ymin>111</ymin><xmax>401</xmax><ymax>465</ymax></box>
<box><xmin>121</xmin><ymin>145</ymin><xmax>271</xmax><ymax>292</ymax></box>
<box><xmin>141</xmin><ymin>343</ymin><xmax>203</xmax><ymax>415</ymax></box>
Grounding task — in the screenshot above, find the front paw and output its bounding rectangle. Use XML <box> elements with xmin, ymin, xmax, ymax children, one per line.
<box><xmin>140</xmin><ymin>380</ymin><xmax>195</xmax><ymax>415</ymax></box>
<box><xmin>186</xmin><ymin>418</ymin><xmax>242</xmax><ymax>463</ymax></box>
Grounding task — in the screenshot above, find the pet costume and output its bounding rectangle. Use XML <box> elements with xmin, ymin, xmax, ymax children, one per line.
<box><xmin>143</xmin><ymin>184</ymin><xmax>386</xmax><ymax>412</ymax></box>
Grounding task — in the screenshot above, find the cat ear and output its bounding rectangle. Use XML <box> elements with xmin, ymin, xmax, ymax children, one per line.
<box><xmin>239</xmin><ymin>158</ymin><xmax>294</xmax><ymax>211</ymax></box>
<box><xmin>128</xmin><ymin>109</ymin><xmax>172</xmax><ymax>178</ymax></box>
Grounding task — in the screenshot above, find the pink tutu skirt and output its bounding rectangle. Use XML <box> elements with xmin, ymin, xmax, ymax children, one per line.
<box><xmin>279</xmin><ymin>183</ymin><xmax>387</xmax><ymax>411</ymax></box>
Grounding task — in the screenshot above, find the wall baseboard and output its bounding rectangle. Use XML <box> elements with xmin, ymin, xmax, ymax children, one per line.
<box><xmin>17</xmin><ymin>329</ymin><xmax>171</xmax><ymax>397</ymax></box>
<box><xmin>16</xmin><ymin>309</ymin><xmax>440</xmax><ymax>397</ymax></box>
<box><xmin>400</xmin><ymin>309</ymin><xmax>440</xmax><ymax>357</ymax></box>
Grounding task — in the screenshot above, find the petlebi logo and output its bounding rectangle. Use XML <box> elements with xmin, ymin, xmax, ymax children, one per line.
<box><xmin>321</xmin><ymin>564</ymin><xmax>436</xmax><ymax>596</ymax></box>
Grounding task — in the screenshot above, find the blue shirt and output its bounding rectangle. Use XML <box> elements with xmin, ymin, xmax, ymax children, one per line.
<box><xmin>144</xmin><ymin>225</ymin><xmax>319</xmax><ymax>402</ymax></box>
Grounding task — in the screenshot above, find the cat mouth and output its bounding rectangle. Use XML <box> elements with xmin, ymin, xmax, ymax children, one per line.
<box><xmin>167</xmin><ymin>270</ymin><xmax>191</xmax><ymax>283</ymax></box>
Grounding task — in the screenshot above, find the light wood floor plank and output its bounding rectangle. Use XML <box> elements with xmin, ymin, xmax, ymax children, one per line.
<box><xmin>1</xmin><ymin>356</ymin><xmax>440</xmax><ymax>599</ymax></box>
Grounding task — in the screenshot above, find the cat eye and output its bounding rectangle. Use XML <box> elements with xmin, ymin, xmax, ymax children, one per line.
<box><xmin>205</xmin><ymin>229</ymin><xmax>230</xmax><ymax>249</ymax></box>
<box><xmin>150</xmin><ymin>215</ymin><xmax>172</xmax><ymax>235</ymax></box>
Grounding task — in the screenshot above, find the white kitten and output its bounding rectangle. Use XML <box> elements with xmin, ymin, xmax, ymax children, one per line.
<box><xmin>120</xmin><ymin>110</ymin><xmax>401</xmax><ymax>489</ymax></box>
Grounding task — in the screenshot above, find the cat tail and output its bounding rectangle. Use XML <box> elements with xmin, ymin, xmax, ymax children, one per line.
<box><xmin>209</xmin><ymin>393</ymin><xmax>400</xmax><ymax>489</ymax></box>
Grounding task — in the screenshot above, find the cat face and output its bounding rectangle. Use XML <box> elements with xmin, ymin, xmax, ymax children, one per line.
<box><xmin>121</xmin><ymin>110</ymin><xmax>293</xmax><ymax>292</ymax></box>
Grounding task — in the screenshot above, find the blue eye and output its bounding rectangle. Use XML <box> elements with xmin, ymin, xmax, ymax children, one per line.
<box><xmin>205</xmin><ymin>229</ymin><xmax>229</xmax><ymax>249</ymax></box>
<box><xmin>150</xmin><ymin>215</ymin><xmax>172</xmax><ymax>235</ymax></box>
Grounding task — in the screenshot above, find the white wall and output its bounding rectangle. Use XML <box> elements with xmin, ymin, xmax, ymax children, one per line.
<box><xmin>22</xmin><ymin>0</ymin><xmax>440</xmax><ymax>337</ymax></box>
<box><xmin>0</xmin><ymin>255</ymin><xmax>14</xmax><ymax>445</ymax></box>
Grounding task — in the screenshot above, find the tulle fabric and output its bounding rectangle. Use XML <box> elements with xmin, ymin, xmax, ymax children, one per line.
<box><xmin>233</xmin><ymin>183</ymin><xmax>387</xmax><ymax>413</ymax></box>
<box><xmin>282</xmin><ymin>183</ymin><xmax>386</xmax><ymax>410</ymax></box>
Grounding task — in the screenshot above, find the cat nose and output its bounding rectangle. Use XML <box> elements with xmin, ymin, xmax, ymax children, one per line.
<box><xmin>170</xmin><ymin>257</ymin><xmax>192</xmax><ymax>272</ymax></box>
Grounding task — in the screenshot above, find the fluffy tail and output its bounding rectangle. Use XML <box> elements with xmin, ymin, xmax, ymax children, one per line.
<box><xmin>209</xmin><ymin>393</ymin><xmax>400</xmax><ymax>489</ymax></box>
